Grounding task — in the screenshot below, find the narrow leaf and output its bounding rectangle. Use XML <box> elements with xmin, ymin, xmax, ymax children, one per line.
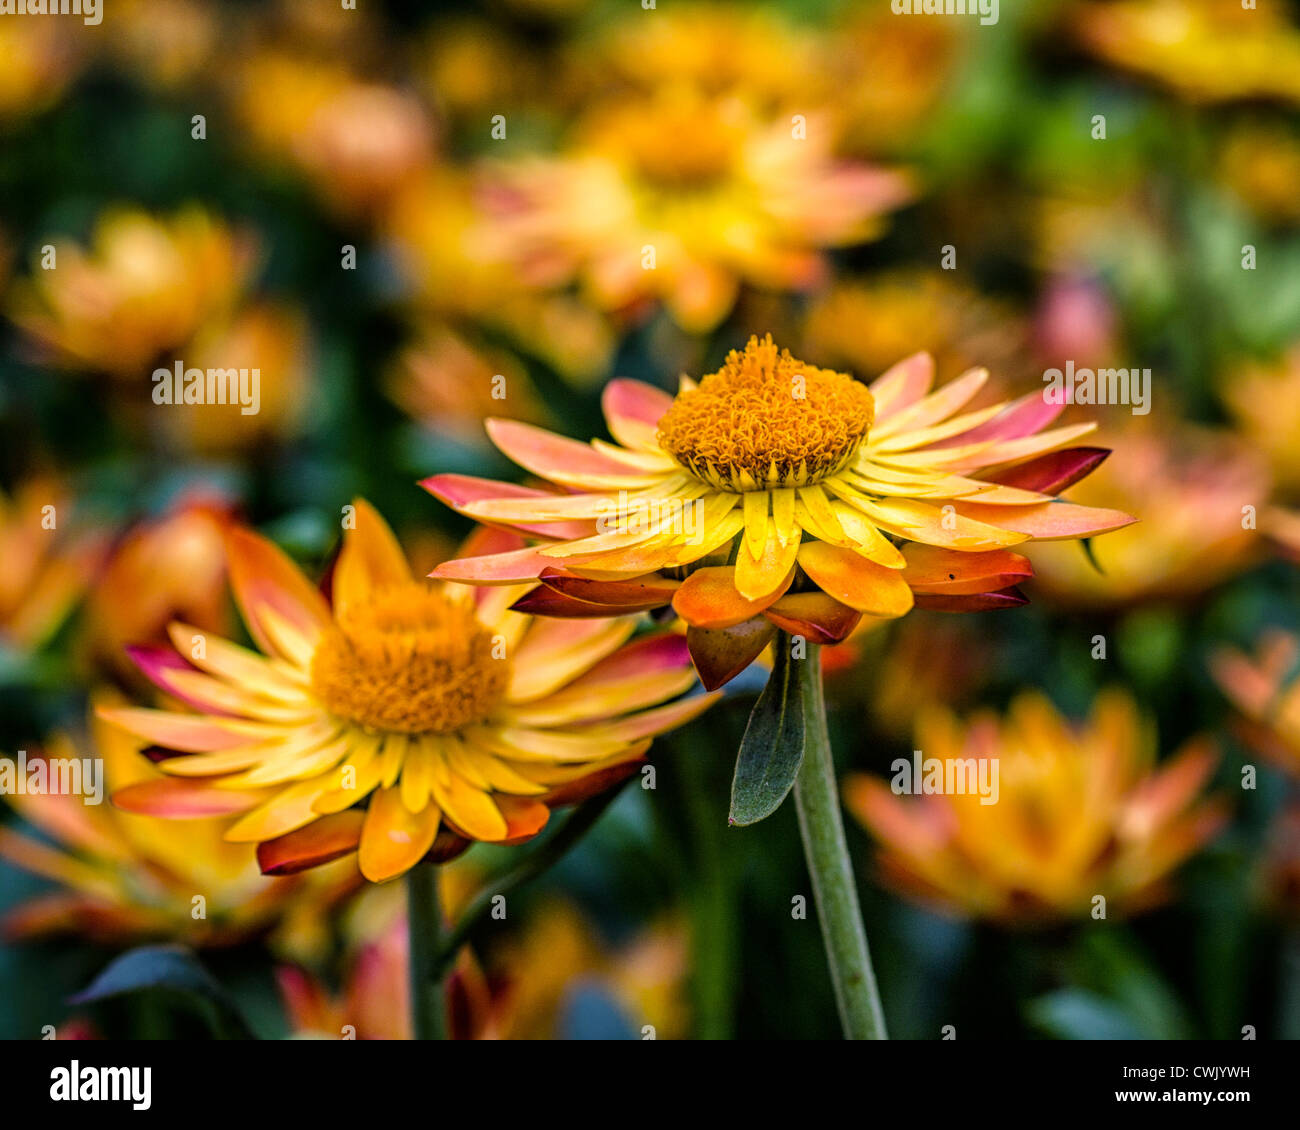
<box><xmin>728</xmin><ymin>639</ymin><xmax>807</xmax><ymax>826</ymax></box>
<box><xmin>70</xmin><ymin>944</ymin><xmax>256</xmax><ymax>1039</ymax></box>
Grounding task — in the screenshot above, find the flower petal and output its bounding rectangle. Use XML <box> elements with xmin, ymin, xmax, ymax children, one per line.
<box><xmin>601</xmin><ymin>379</ymin><xmax>673</xmax><ymax>450</ymax></box>
<box><xmin>687</xmin><ymin>618</ymin><xmax>776</xmax><ymax>690</ymax></box>
<box><xmin>358</xmin><ymin>786</ymin><xmax>441</xmax><ymax>882</ymax></box>
<box><xmin>763</xmin><ymin>591</ymin><xmax>863</xmax><ymax>644</ymax></box>
<box><xmin>257</xmin><ymin>811</ymin><xmax>366</xmax><ymax>875</ymax></box>
<box><xmin>332</xmin><ymin>498</ymin><xmax>411</xmax><ymax>616</ymax></box>
<box><xmin>797</xmin><ymin>542</ymin><xmax>914</xmax><ymax>617</ymax></box>
<box><xmin>672</xmin><ymin>564</ymin><xmax>792</xmax><ymax>629</ymax></box>
<box><xmin>225</xmin><ymin>527</ymin><xmax>331</xmax><ymax>661</ymax></box>
<box><xmin>902</xmin><ymin>544</ymin><xmax>1034</xmax><ymax>595</ymax></box>
<box><xmin>112</xmin><ymin>777</ymin><xmax>265</xmax><ymax>818</ymax></box>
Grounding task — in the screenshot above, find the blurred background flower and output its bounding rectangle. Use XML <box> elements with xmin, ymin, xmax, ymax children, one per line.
<box><xmin>845</xmin><ymin>690</ymin><xmax>1226</xmax><ymax>924</ymax></box>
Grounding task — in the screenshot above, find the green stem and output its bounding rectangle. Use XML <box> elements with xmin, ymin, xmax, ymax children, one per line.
<box><xmin>430</xmin><ymin>785</ymin><xmax>626</xmax><ymax>983</ymax></box>
<box><xmin>792</xmin><ymin>643</ymin><xmax>888</xmax><ymax>1040</ymax></box>
<box><xmin>407</xmin><ymin>861</ymin><xmax>448</xmax><ymax>1040</ymax></box>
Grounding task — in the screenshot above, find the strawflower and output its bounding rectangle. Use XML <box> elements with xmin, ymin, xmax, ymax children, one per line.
<box><xmin>99</xmin><ymin>500</ymin><xmax>714</xmax><ymax>883</ymax></box>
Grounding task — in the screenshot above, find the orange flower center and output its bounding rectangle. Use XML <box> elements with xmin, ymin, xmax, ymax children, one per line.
<box><xmin>584</xmin><ymin>93</ymin><xmax>745</xmax><ymax>190</ymax></box>
<box><xmin>310</xmin><ymin>583</ymin><xmax>508</xmax><ymax>734</ymax></box>
<box><xmin>656</xmin><ymin>335</ymin><xmax>874</xmax><ymax>491</ymax></box>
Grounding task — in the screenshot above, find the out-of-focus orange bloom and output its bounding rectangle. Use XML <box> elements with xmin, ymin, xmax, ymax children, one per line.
<box><xmin>482</xmin><ymin>89</ymin><xmax>912</xmax><ymax>333</ymax></box>
<box><xmin>417</xmin><ymin>20</ymin><xmax>556</xmax><ymax>124</ymax></box>
<box><xmin>152</xmin><ymin>303</ymin><xmax>312</xmax><ymax>454</ymax></box>
<box><xmin>859</xmin><ymin>617</ymin><xmax>992</xmax><ymax>741</ymax></box>
<box><xmin>801</xmin><ymin>272</ymin><xmax>1033</xmax><ymax>391</ymax></box>
<box><xmin>1212</xmin><ymin>629</ymin><xmax>1300</xmax><ymax>781</ymax></box>
<box><xmin>231</xmin><ymin>52</ymin><xmax>434</xmax><ymax>219</ymax></box>
<box><xmin>1072</xmin><ymin>0</ymin><xmax>1300</xmax><ymax>105</ymax></box>
<box><xmin>387</xmin><ymin>326</ymin><xmax>550</xmax><ymax>448</ymax></box>
<box><xmin>1220</xmin><ymin>346</ymin><xmax>1300</xmax><ymax>496</ymax></box>
<box><xmin>82</xmin><ymin>495</ymin><xmax>233</xmax><ymax>680</ymax></box>
<box><xmin>0</xmin><ymin>698</ymin><xmax>359</xmax><ymax>957</ymax></box>
<box><xmin>1029</xmin><ymin>420</ymin><xmax>1268</xmax><ymax>607</ymax></box>
<box><xmin>0</xmin><ymin>21</ymin><xmax>86</xmax><ymax>121</ymax></box>
<box><xmin>8</xmin><ymin>207</ymin><xmax>256</xmax><ymax>379</ymax></box>
<box><xmin>1215</xmin><ymin>122</ymin><xmax>1300</xmax><ymax>227</ymax></box>
<box><xmin>0</xmin><ymin>478</ymin><xmax>106</xmax><ymax>652</ymax></box>
<box><xmin>495</xmin><ymin>901</ymin><xmax>690</xmax><ymax>1040</ymax></box>
<box><xmin>382</xmin><ymin>168</ymin><xmax>614</xmax><ymax>383</ymax></box>
<box><xmin>845</xmin><ymin>690</ymin><xmax>1226</xmax><ymax>924</ymax></box>
<box><xmin>279</xmin><ymin>889</ymin><xmax>689</xmax><ymax>1040</ymax></box>
<box><xmin>582</xmin><ymin>3</ymin><xmax>824</xmax><ymax>113</ymax></box>
<box><xmin>100</xmin><ymin>0</ymin><xmax>219</xmax><ymax>92</ymax></box>
<box><xmin>827</xmin><ymin>4</ymin><xmax>965</xmax><ymax>154</ymax></box>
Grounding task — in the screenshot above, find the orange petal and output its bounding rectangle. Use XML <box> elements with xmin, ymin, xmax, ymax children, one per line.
<box><xmin>226</xmin><ymin>527</ymin><xmax>331</xmax><ymax>660</ymax></box>
<box><xmin>257</xmin><ymin>810</ymin><xmax>365</xmax><ymax>875</ymax></box>
<box><xmin>332</xmin><ymin>499</ymin><xmax>411</xmax><ymax>616</ymax></box>
<box><xmin>672</xmin><ymin>564</ymin><xmax>792</xmax><ymax>629</ymax></box>
<box><xmin>687</xmin><ymin>618</ymin><xmax>775</xmax><ymax>691</ymax></box>
<box><xmin>734</xmin><ymin>524</ymin><xmax>801</xmax><ymax>602</ymax></box>
<box><xmin>357</xmin><ymin>787</ymin><xmax>441</xmax><ymax>882</ymax></box>
<box><xmin>797</xmin><ymin>542</ymin><xmax>914</xmax><ymax>617</ymax></box>
<box><xmin>540</xmin><ymin>756</ymin><xmax>643</xmax><ymax>809</ymax></box>
<box><xmin>763</xmin><ymin>591</ymin><xmax>863</xmax><ymax>644</ymax></box>
<box><xmin>902</xmin><ymin>544</ymin><xmax>1034</xmax><ymax>594</ymax></box>
<box><xmin>495</xmin><ymin>795</ymin><xmax>552</xmax><ymax>843</ymax></box>
<box><xmin>601</xmin><ymin>379</ymin><xmax>673</xmax><ymax>450</ymax></box>
<box><xmin>112</xmin><ymin>777</ymin><xmax>265</xmax><ymax>819</ymax></box>
<box><xmin>954</xmin><ymin>500</ymin><xmax>1136</xmax><ymax>540</ymax></box>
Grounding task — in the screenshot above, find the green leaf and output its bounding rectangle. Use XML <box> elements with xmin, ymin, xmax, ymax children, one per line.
<box><xmin>1026</xmin><ymin>989</ymin><xmax>1143</xmax><ymax>1040</ymax></box>
<box><xmin>728</xmin><ymin>636</ymin><xmax>807</xmax><ymax>826</ymax></box>
<box><xmin>70</xmin><ymin>945</ymin><xmax>256</xmax><ymax>1040</ymax></box>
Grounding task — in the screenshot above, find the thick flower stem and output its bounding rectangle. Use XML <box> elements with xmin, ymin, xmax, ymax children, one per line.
<box><xmin>792</xmin><ymin>644</ymin><xmax>888</xmax><ymax>1040</ymax></box>
<box><xmin>407</xmin><ymin>861</ymin><xmax>448</xmax><ymax>1041</ymax></box>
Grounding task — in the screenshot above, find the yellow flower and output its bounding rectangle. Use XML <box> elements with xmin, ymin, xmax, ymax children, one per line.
<box><xmin>387</xmin><ymin>325</ymin><xmax>552</xmax><ymax>449</ymax></box>
<box><xmin>426</xmin><ymin>335</ymin><xmax>1132</xmax><ymax>689</ymax></box>
<box><xmin>1212</xmin><ymin>629</ymin><xmax>1300</xmax><ymax>781</ymax></box>
<box><xmin>82</xmin><ymin>494</ymin><xmax>234</xmax><ymax>681</ymax></box>
<box><xmin>844</xmin><ymin>690</ymin><xmax>1226</xmax><ymax>924</ymax></box>
<box><xmin>154</xmin><ymin>302</ymin><xmax>313</xmax><ymax>454</ymax></box>
<box><xmin>99</xmin><ymin>501</ymin><xmax>715</xmax><ymax>883</ymax></box>
<box><xmin>483</xmin><ymin>90</ymin><xmax>912</xmax><ymax>332</ymax></box>
<box><xmin>1028</xmin><ymin>419</ymin><xmax>1269</xmax><ymax>607</ymax></box>
<box><xmin>381</xmin><ymin>168</ymin><xmax>615</xmax><ymax>384</ymax></box>
<box><xmin>0</xmin><ymin>20</ymin><xmax>86</xmax><ymax>121</ymax></box>
<box><xmin>801</xmin><ymin>272</ymin><xmax>1033</xmax><ymax>390</ymax></box>
<box><xmin>828</xmin><ymin>3</ymin><xmax>967</xmax><ymax>154</ymax></box>
<box><xmin>1073</xmin><ymin>0</ymin><xmax>1300</xmax><ymax>105</ymax></box>
<box><xmin>100</xmin><ymin>0</ymin><xmax>219</xmax><ymax>92</ymax></box>
<box><xmin>8</xmin><ymin>206</ymin><xmax>256</xmax><ymax>379</ymax></box>
<box><xmin>279</xmin><ymin>889</ymin><xmax>689</xmax><ymax>1040</ymax></box>
<box><xmin>232</xmin><ymin>51</ymin><xmax>434</xmax><ymax>218</ymax></box>
<box><xmin>0</xmin><ymin>478</ymin><xmax>106</xmax><ymax>652</ymax></box>
<box><xmin>1220</xmin><ymin>345</ymin><xmax>1300</xmax><ymax>495</ymax></box>
<box><xmin>1215</xmin><ymin>122</ymin><xmax>1300</xmax><ymax>227</ymax></box>
<box><xmin>584</xmin><ymin>3</ymin><xmax>825</xmax><ymax>114</ymax></box>
<box><xmin>0</xmin><ymin>696</ymin><xmax>358</xmax><ymax>956</ymax></box>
